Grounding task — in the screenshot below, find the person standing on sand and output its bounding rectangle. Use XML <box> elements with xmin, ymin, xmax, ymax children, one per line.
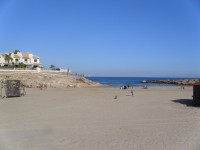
<box><xmin>131</xmin><ymin>88</ymin><xmax>134</xmax><ymax>96</ymax></box>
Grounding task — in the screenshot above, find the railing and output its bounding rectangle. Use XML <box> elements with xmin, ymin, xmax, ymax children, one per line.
<box><xmin>0</xmin><ymin>68</ymin><xmax>73</xmax><ymax>75</ymax></box>
<box><xmin>0</xmin><ymin>69</ymin><xmax>37</xmax><ymax>72</ymax></box>
<box><xmin>0</xmin><ymin>69</ymin><xmax>87</xmax><ymax>79</ymax></box>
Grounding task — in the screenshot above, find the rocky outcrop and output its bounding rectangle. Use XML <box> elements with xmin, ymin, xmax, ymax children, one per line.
<box><xmin>0</xmin><ymin>72</ymin><xmax>101</xmax><ymax>88</ymax></box>
<box><xmin>145</xmin><ymin>79</ymin><xmax>200</xmax><ymax>85</ymax></box>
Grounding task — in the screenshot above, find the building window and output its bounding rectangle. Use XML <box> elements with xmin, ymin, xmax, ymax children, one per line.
<box><xmin>34</xmin><ymin>59</ymin><xmax>37</xmax><ymax>62</ymax></box>
<box><xmin>15</xmin><ymin>59</ymin><xmax>18</xmax><ymax>62</ymax></box>
<box><xmin>25</xmin><ymin>59</ymin><xmax>27</xmax><ymax>62</ymax></box>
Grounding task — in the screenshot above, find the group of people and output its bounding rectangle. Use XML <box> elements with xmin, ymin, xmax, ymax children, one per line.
<box><xmin>25</xmin><ymin>83</ymin><xmax>48</xmax><ymax>90</ymax></box>
<box><xmin>119</xmin><ymin>84</ymin><xmax>134</xmax><ymax>96</ymax></box>
<box><xmin>120</xmin><ymin>84</ymin><xmax>131</xmax><ymax>89</ymax></box>
<box><xmin>118</xmin><ymin>84</ymin><xmax>149</xmax><ymax>98</ymax></box>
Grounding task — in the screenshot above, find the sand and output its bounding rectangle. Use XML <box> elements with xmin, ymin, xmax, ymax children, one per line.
<box><xmin>0</xmin><ymin>86</ymin><xmax>199</xmax><ymax>150</ymax></box>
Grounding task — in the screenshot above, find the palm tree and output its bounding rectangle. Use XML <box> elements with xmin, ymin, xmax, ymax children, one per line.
<box><xmin>4</xmin><ymin>53</ymin><xmax>13</xmax><ymax>67</ymax></box>
<box><xmin>13</xmin><ymin>50</ymin><xmax>20</xmax><ymax>54</ymax></box>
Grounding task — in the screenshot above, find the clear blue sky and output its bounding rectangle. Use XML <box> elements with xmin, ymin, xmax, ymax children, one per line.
<box><xmin>0</xmin><ymin>0</ymin><xmax>200</xmax><ymax>77</ymax></box>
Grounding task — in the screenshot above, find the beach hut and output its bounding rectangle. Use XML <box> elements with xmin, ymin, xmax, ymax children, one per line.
<box><xmin>193</xmin><ymin>82</ymin><xmax>200</xmax><ymax>106</ymax></box>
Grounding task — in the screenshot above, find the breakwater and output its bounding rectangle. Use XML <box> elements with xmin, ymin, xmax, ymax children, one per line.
<box><xmin>144</xmin><ymin>79</ymin><xmax>200</xmax><ymax>85</ymax></box>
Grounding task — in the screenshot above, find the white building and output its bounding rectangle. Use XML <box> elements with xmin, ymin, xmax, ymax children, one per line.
<box><xmin>0</xmin><ymin>51</ymin><xmax>42</xmax><ymax>68</ymax></box>
<box><xmin>0</xmin><ymin>54</ymin><xmax>7</xmax><ymax>66</ymax></box>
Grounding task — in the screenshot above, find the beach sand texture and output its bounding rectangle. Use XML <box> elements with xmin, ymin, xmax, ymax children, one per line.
<box><xmin>0</xmin><ymin>86</ymin><xmax>199</xmax><ymax>150</ymax></box>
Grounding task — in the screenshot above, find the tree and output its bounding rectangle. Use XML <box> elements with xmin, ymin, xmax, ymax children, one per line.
<box><xmin>4</xmin><ymin>53</ymin><xmax>13</xmax><ymax>67</ymax></box>
<box><xmin>49</xmin><ymin>65</ymin><xmax>56</xmax><ymax>70</ymax></box>
<box><xmin>17</xmin><ymin>62</ymin><xmax>26</xmax><ymax>68</ymax></box>
<box><xmin>13</xmin><ymin>50</ymin><xmax>20</xmax><ymax>54</ymax></box>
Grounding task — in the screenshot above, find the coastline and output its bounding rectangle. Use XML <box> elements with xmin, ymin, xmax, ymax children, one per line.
<box><xmin>0</xmin><ymin>72</ymin><xmax>198</xmax><ymax>88</ymax></box>
<box><xmin>87</xmin><ymin>77</ymin><xmax>200</xmax><ymax>87</ymax></box>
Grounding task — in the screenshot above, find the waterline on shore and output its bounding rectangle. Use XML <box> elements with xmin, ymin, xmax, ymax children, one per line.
<box><xmin>87</xmin><ymin>77</ymin><xmax>190</xmax><ymax>87</ymax></box>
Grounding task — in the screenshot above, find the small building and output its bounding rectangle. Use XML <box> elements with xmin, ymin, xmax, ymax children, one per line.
<box><xmin>193</xmin><ymin>82</ymin><xmax>200</xmax><ymax>106</ymax></box>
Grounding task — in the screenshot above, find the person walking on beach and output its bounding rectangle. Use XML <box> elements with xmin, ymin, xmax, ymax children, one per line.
<box><xmin>131</xmin><ymin>88</ymin><xmax>134</xmax><ymax>96</ymax></box>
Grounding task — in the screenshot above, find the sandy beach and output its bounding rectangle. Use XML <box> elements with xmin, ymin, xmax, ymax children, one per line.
<box><xmin>0</xmin><ymin>86</ymin><xmax>199</xmax><ymax>150</ymax></box>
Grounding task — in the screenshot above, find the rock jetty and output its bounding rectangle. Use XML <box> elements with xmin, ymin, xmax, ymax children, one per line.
<box><xmin>144</xmin><ymin>79</ymin><xmax>200</xmax><ymax>85</ymax></box>
<box><xmin>0</xmin><ymin>72</ymin><xmax>101</xmax><ymax>88</ymax></box>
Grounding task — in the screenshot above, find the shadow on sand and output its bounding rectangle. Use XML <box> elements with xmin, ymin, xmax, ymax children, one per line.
<box><xmin>172</xmin><ymin>99</ymin><xmax>195</xmax><ymax>107</ymax></box>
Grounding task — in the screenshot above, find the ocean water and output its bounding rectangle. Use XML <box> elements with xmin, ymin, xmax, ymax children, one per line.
<box><xmin>87</xmin><ymin>77</ymin><xmax>185</xmax><ymax>87</ymax></box>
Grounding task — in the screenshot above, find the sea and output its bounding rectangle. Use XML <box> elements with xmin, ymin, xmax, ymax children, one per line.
<box><xmin>86</xmin><ymin>77</ymin><xmax>186</xmax><ymax>87</ymax></box>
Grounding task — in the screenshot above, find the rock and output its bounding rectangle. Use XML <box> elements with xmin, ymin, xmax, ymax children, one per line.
<box><xmin>145</xmin><ymin>79</ymin><xmax>200</xmax><ymax>85</ymax></box>
<box><xmin>0</xmin><ymin>72</ymin><xmax>101</xmax><ymax>88</ymax></box>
